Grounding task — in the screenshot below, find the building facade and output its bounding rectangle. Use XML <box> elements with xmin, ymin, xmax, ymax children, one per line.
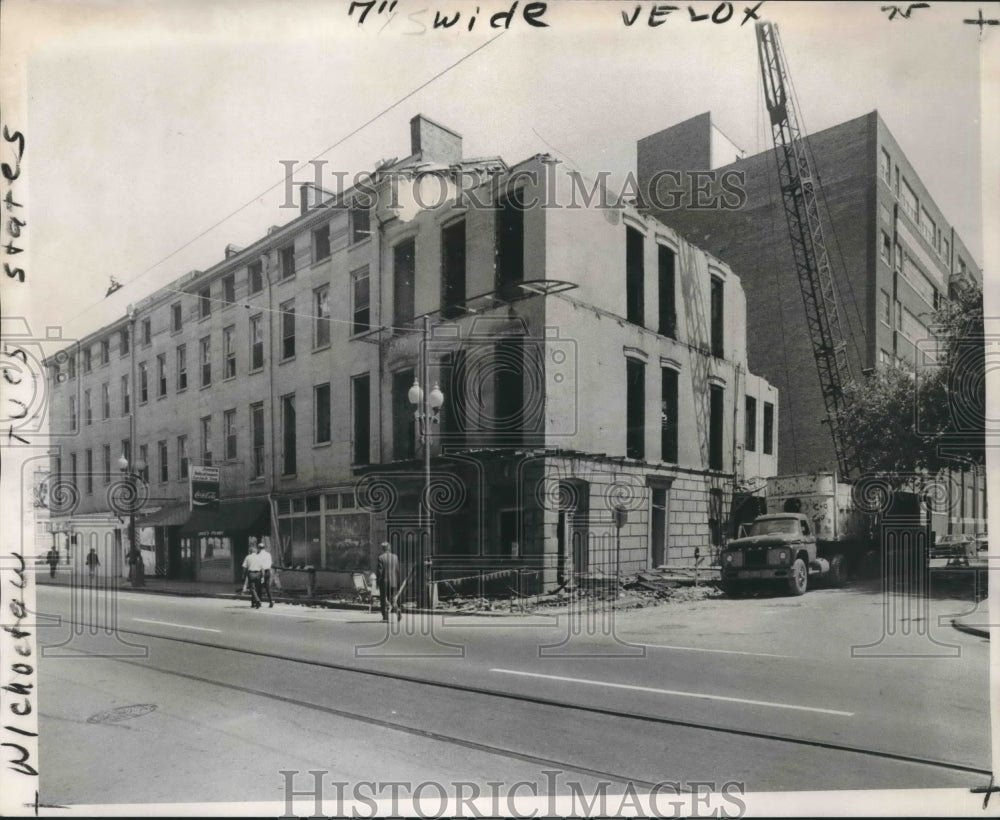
<box><xmin>636</xmin><ymin>111</ymin><xmax>986</xmax><ymax>537</ymax></box>
<box><xmin>46</xmin><ymin>115</ymin><xmax>778</xmax><ymax>593</ymax></box>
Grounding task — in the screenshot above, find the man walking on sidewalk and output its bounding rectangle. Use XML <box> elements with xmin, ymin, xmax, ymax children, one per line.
<box><xmin>46</xmin><ymin>547</ymin><xmax>60</xmax><ymax>578</ymax></box>
<box><xmin>258</xmin><ymin>539</ymin><xmax>274</xmax><ymax>608</ymax></box>
<box><xmin>376</xmin><ymin>541</ymin><xmax>402</xmax><ymax>622</ymax></box>
<box><xmin>242</xmin><ymin>543</ymin><xmax>266</xmax><ymax>609</ymax></box>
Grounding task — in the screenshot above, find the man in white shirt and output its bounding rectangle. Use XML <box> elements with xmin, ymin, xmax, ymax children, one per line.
<box><xmin>258</xmin><ymin>542</ymin><xmax>274</xmax><ymax>608</ymax></box>
<box><xmin>242</xmin><ymin>544</ymin><xmax>266</xmax><ymax>609</ymax></box>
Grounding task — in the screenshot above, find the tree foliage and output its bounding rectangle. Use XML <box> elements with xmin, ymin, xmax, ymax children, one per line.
<box><xmin>842</xmin><ymin>281</ymin><xmax>984</xmax><ymax>481</ymax></box>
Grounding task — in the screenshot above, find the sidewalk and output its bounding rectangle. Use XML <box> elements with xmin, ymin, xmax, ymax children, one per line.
<box><xmin>34</xmin><ymin>570</ymin><xmax>375</xmax><ymax>611</ymax></box>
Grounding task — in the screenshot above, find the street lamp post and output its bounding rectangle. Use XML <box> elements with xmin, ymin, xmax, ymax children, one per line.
<box><xmin>408</xmin><ymin>315</ymin><xmax>445</xmax><ymax>608</ymax></box>
<box><xmin>118</xmin><ymin>455</ymin><xmax>146</xmax><ymax>586</ymax></box>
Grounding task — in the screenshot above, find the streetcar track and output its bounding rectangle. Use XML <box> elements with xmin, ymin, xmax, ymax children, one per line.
<box><xmin>41</xmin><ymin>615</ymin><xmax>992</xmax><ymax>778</ymax></box>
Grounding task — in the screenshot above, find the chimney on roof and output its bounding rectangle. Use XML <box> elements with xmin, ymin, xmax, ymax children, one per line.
<box><xmin>225</xmin><ymin>243</ymin><xmax>244</xmax><ymax>259</ymax></box>
<box><xmin>410</xmin><ymin>114</ymin><xmax>463</xmax><ymax>163</ymax></box>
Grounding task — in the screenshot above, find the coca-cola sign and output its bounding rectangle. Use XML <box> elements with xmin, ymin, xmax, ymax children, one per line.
<box><xmin>190</xmin><ymin>466</ymin><xmax>221</xmax><ymax>510</ymax></box>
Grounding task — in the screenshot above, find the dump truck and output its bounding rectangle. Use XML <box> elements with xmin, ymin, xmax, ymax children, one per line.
<box><xmin>721</xmin><ymin>473</ymin><xmax>926</xmax><ymax>596</ymax></box>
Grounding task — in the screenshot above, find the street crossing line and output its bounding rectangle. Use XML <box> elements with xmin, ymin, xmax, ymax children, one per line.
<box><xmin>133</xmin><ymin>618</ymin><xmax>222</xmax><ymax>633</ymax></box>
<box><xmin>639</xmin><ymin>642</ymin><xmax>791</xmax><ymax>658</ymax></box>
<box><xmin>490</xmin><ymin>668</ymin><xmax>854</xmax><ymax>716</ymax></box>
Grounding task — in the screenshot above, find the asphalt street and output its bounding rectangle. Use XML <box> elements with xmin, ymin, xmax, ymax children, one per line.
<box><xmin>35</xmin><ymin>582</ymin><xmax>991</xmax><ymax>809</ymax></box>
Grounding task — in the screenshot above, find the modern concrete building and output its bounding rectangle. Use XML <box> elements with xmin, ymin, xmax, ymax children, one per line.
<box><xmin>636</xmin><ymin>111</ymin><xmax>986</xmax><ymax>537</ymax></box>
<box><xmin>45</xmin><ymin>115</ymin><xmax>778</xmax><ymax>593</ymax></box>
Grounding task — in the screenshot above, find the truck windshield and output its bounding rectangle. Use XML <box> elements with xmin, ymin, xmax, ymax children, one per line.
<box><xmin>751</xmin><ymin>519</ymin><xmax>800</xmax><ymax>536</ymax></box>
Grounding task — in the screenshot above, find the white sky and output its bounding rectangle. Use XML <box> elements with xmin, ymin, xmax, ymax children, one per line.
<box><xmin>3</xmin><ymin>0</ymin><xmax>995</xmax><ymax>343</ymax></box>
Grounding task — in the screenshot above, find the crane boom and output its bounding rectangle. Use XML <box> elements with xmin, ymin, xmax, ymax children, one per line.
<box><xmin>755</xmin><ymin>21</ymin><xmax>859</xmax><ymax>479</ymax></box>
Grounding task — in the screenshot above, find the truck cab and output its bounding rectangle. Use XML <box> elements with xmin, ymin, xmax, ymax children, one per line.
<box><xmin>720</xmin><ymin>513</ymin><xmax>817</xmax><ymax>595</ymax></box>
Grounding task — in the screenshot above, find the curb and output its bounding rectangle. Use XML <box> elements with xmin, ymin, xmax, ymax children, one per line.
<box><xmin>950</xmin><ymin>619</ymin><xmax>991</xmax><ymax>640</ymax></box>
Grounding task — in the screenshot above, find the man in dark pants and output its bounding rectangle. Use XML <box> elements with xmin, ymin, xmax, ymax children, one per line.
<box><xmin>376</xmin><ymin>541</ymin><xmax>402</xmax><ymax>622</ymax></box>
<box><xmin>46</xmin><ymin>547</ymin><xmax>60</xmax><ymax>578</ymax></box>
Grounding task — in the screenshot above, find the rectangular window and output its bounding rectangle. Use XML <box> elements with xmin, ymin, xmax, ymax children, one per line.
<box><xmin>709</xmin><ymin>384</ymin><xmax>724</xmax><ymax>470</ymax></box>
<box><xmin>141</xmin><ymin>318</ymin><xmax>151</xmax><ymax>347</ymax></box>
<box><xmin>495</xmin><ymin>187</ymin><xmax>524</xmax><ymax>298</ymax></box>
<box><xmin>279</xmin><ymin>244</ymin><xmax>295</xmax><ymax>279</ymax></box>
<box><xmin>314</xmin><ymin>286</ymin><xmax>330</xmax><ymax>348</ymax></box>
<box><xmin>101</xmin><ymin>382</ymin><xmax>110</xmax><ymax>420</ymax></box>
<box><xmin>880</xmin><ymin>231</ymin><xmax>891</xmax><ymax>264</ymax></box>
<box><xmin>745</xmin><ymin>395</ymin><xmax>757</xmax><ymax>452</ymax></box>
<box><xmin>763</xmin><ymin>401</ymin><xmax>774</xmax><ymax>455</ymax></box>
<box><xmin>393</xmin><ymin>369</ymin><xmax>416</xmax><ymax>460</ymax></box>
<box><xmin>313</xmin><ymin>225</ymin><xmax>331</xmax><ymax>261</ymax></box>
<box><xmin>626</xmin><ymin>226</ymin><xmax>644</xmax><ymax>326</ymax></box>
<box><xmin>314</xmin><ymin>383</ymin><xmax>331</xmax><ymax>444</ymax></box>
<box><xmin>200</xmin><ymin>336</ymin><xmax>211</xmax><ymax>387</ymax></box>
<box><xmin>84</xmin><ymin>389</ymin><xmax>92</xmax><ymax>425</ymax></box>
<box><xmin>199</xmin><ymin>286</ymin><xmax>212</xmax><ymax>319</ymax></box>
<box><xmin>494</xmin><ymin>339</ymin><xmax>525</xmax><ymax>447</ymax></box>
<box><xmin>121</xmin><ymin>440</ymin><xmax>130</xmax><ymax>469</ymax></box>
<box><xmin>224</xmin><ymin>408</ymin><xmax>237</xmax><ymax>460</ymax></box>
<box><xmin>441</xmin><ymin>219</ymin><xmax>466</xmax><ymax>318</ymax></box>
<box><xmin>250</xmin><ymin>402</ymin><xmax>265</xmax><ymax>478</ymax></box>
<box><xmin>626</xmin><ymin>358</ymin><xmax>645</xmax><ymax>460</ymax></box>
<box><xmin>103</xmin><ymin>445</ymin><xmax>111</xmax><ymax>485</ymax></box>
<box><xmin>176</xmin><ymin>344</ymin><xmax>188</xmax><ymax>390</ymax></box>
<box><xmin>120</xmin><ymin>327</ymin><xmax>130</xmax><ymax>356</ymax></box>
<box><xmin>352</xmin><ymin>374</ymin><xmax>370</xmax><ymax>466</ymax></box>
<box><xmin>178</xmin><ymin>435</ymin><xmax>189</xmax><ymax>480</ymax></box>
<box><xmin>222</xmin><ymin>273</ymin><xmax>236</xmax><ymax>305</ymax></box>
<box><xmin>85</xmin><ymin>449</ymin><xmax>93</xmax><ymax>494</ymax></box>
<box><xmin>83</xmin><ymin>348</ymin><xmax>92</xmax><ymax>373</ymax></box>
<box><xmin>248</xmin><ymin>260</ymin><xmax>263</xmax><ymax>294</ymax></box>
<box><xmin>120</xmin><ymin>375</ymin><xmax>130</xmax><ymax>416</ymax></box>
<box><xmin>350</xmin><ymin>206</ymin><xmax>371</xmax><ymax>244</ymax></box>
<box><xmin>900</xmin><ymin>178</ymin><xmax>917</xmax><ymax>221</ymax></box>
<box><xmin>68</xmin><ymin>354</ymin><xmax>76</xmax><ymax>380</ymax></box>
<box><xmin>172</xmin><ymin>302</ymin><xmax>183</xmax><ymax>332</ymax></box>
<box><xmin>250</xmin><ymin>314</ymin><xmax>264</xmax><ymax>370</ymax></box>
<box><xmin>70</xmin><ymin>453</ymin><xmax>77</xmax><ymax>491</ymax></box>
<box><xmin>894</xmin><ymin>241</ymin><xmax>903</xmax><ymax>272</ymax></box>
<box><xmin>661</xmin><ymin>367</ymin><xmax>678</xmax><ymax>463</ymax></box>
<box><xmin>658</xmin><ymin>244</ymin><xmax>676</xmax><ymax>338</ymax></box>
<box><xmin>879</xmin><ymin>147</ymin><xmax>890</xmax><ymax>183</ymax></box>
<box><xmin>393</xmin><ymin>239</ymin><xmax>416</xmax><ymax>330</ymax></box>
<box><xmin>281</xmin><ymin>300</ymin><xmax>296</xmax><ymax>359</ymax></box>
<box><xmin>100</xmin><ymin>339</ymin><xmax>110</xmax><ymax>365</ymax></box>
<box><xmin>710</xmin><ymin>276</ymin><xmax>724</xmax><ymax>358</ymax></box>
<box><xmin>880</xmin><ymin>290</ymin><xmax>891</xmax><ymax>325</ymax></box>
<box><xmin>223</xmin><ymin>325</ymin><xmax>236</xmax><ymax>378</ymax></box>
<box><xmin>941</xmin><ymin>236</ymin><xmax>950</xmax><ymax>263</ymax></box>
<box><xmin>69</xmin><ymin>395</ymin><xmax>77</xmax><ymax>431</ymax></box>
<box><xmin>156</xmin><ymin>354</ymin><xmax>167</xmax><ymax>397</ymax></box>
<box><xmin>919</xmin><ymin>207</ymin><xmax>935</xmax><ymax>246</ymax></box>
<box><xmin>158</xmin><ymin>440</ymin><xmax>168</xmax><ymax>483</ymax></box>
<box><xmin>352</xmin><ymin>268</ymin><xmax>370</xmax><ymax>335</ymax></box>
<box><xmin>201</xmin><ymin>416</ymin><xmax>212</xmax><ymax>467</ymax></box>
<box><xmin>139</xmin><ymin>361</ymin><xmax>149</xmax><ymax>403</ymax></box>
<box><xmin>281</xmin><ymin>394</ymin><xmax>296</xmax><ymax>475</ymax></box>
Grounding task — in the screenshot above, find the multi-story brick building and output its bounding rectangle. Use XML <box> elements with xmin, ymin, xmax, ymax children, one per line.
<box><xmin>45</xmin><ymin>115</ymin><xmax>778</xmax><ymax>592</ymax></box>
<box><xmin>636</xmin><ymin>111</ymin><xmax>986</xmax><ymax>537</ymax></box>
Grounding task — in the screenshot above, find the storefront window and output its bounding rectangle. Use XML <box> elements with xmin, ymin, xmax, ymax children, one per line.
<box><xmin>325</xmin><ymin>513</ymin><xmax>370</xmax><ymax>571</ymax></box>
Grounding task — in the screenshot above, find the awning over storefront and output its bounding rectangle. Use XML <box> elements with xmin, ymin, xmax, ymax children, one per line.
<box><xmin>179</xmin><ymin>500</ymin><xmax>270</xmax><ymax>536</ymax></box>
<box><xmin>137</xmin><ymin>504</ymin><xmax>191</xmax><ymax>527</ymax></box>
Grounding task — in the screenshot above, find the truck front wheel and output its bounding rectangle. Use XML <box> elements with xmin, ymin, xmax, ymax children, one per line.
<box><xmin>787</xmin><ymin>558</ymin><xmax>808</xmax><ymax>596</ymax></box>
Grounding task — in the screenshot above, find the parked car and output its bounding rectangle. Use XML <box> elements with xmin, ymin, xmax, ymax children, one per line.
<box><xmin>930</xmin><ymin>534</ymin><xmax>973</xmax><ymax>559</ymax></box>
